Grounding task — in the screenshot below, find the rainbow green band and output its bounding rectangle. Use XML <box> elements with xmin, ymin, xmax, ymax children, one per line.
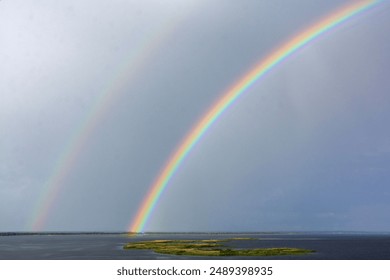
<box><xmin>129</xmin><ymin>0</ymin><xmax>382</xmax><ymax>233</ymax></box>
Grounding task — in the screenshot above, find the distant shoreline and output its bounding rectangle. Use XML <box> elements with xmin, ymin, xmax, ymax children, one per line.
<box><xmin>1</xmin><ymin>231</ymin><xmax>390</xmax><ymax>237</ymax></box>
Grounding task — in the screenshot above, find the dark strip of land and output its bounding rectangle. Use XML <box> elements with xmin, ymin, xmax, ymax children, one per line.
<box><xmin>123</xmin><ymin>238</ymin><xmax>315</xmax><ymax>257</ymax></box>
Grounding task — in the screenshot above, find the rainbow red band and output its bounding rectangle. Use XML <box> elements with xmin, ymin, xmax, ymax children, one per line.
<box><xmin>129</xmin><ymin>0</ymin><xmax>381</xmax><ymax>233</ymax></box>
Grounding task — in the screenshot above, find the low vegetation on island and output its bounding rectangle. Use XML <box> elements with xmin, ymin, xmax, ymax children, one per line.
<box><xmin>123</xmin><ymin>238</ymin><xmax>314</xmax><ymax>257</ymax></box>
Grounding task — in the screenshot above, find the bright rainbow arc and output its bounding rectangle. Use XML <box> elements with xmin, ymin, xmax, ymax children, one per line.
<box><xmin>129</xmin><ymin>0</ymin><xmax>382</xmax><ymax>233</ymax></box>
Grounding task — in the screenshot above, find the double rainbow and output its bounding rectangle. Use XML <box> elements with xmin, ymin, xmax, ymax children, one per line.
<box><xmin>27</xmin><ymin>7</ymin><xmax>197</xmax><ymax>231</ymax></box>
<box><xmin>129</xmin><ymin>0</ymin><xmax>382</xmax><ymax>233</ymax></box>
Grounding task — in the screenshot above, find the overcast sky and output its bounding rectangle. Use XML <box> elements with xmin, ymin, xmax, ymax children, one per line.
<box><xmin>1</xmin><ymin>0</ymin><xmax>390</xmax><ymax>232</ymax></box>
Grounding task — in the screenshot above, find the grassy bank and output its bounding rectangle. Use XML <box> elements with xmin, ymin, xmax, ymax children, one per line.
<box><xmin>123</xmin><ymin>238</ymin><xmax>314</xmax><ymax>257</ymax></box>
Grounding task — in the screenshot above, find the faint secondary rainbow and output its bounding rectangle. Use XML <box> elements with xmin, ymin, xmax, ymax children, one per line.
<box><xmin>129</xmin><ymin>0</ymin><xmax>382</xmax><ymax>233</ymax></box>
<box><xmin>27</xmin><ymin>6</ymin><xmax>200</xmax><ymax>231</ymax></box>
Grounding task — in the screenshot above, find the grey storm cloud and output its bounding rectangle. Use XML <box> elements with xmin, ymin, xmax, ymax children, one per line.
<box><xmin>1</xmin><ymin>0</ymin><xmax>390</xmax><ymax>232</ymax></box>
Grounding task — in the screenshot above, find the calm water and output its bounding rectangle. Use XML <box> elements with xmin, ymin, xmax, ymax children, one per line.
<box><xmin>0</xmin><ymin>232</ymin><xmax>389</xmax><ymax>260</ymax></box>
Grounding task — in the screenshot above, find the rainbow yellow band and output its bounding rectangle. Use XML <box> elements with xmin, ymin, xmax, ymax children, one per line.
<box><xmin>129</xmin><ymin>0</ymin><xmax>381</xmax><ymax>233</ymax></box>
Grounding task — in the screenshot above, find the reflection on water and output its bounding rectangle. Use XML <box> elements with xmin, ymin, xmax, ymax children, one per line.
<box><xmin>0</xmin><ymin>232</ymin><xmax>389</xmax><ymax>260</ymax></box>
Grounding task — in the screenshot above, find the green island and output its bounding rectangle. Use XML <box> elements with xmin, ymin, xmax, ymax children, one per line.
<box><xmin>123</xmin><ymin>238</ymin><xmax>315</xmax><ymax>257</ymax></box>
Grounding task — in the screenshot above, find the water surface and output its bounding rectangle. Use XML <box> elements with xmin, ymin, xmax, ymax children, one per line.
<box><xmin>0</xmin><ymin>232</ymin><xmax>389</xmax><ymax>260</ymax></box>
